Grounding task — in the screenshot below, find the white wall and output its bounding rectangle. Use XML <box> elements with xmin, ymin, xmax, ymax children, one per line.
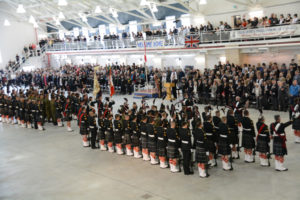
<box><xmin>0</xmin><ymin>18</ymin><xmax>36</xmax><ymax>69</ymax></box>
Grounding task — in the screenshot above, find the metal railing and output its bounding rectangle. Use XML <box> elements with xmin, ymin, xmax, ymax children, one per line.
<box><xmin>46</xmin><ymin>24</ymin><xmax>300</xmax><ymax>52</ymax></box>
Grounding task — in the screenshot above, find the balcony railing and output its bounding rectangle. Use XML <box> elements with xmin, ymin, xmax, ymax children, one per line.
<box><xmin>46</xmin><ymin>24</ymin><xmax>300</xmax><ymax>52</ymax></box>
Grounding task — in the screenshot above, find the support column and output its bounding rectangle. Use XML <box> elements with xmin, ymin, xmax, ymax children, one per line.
<box><xmin>225</xmin><ymin>49</ymin><xmax>241</xmax><ymax>65</ymax></box>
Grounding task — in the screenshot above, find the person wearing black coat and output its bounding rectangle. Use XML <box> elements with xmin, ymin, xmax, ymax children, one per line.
<box><xmin>218</xmin><ymin>117</ymin><xmax>232</xmax><ymax>171</ymax></box>
<box><xmin>227</xmin><ymin>109</ymin><xmax>240</xmax><ymax>159</ymax></box>
<box><xmin>179</xmin><ymin>121</ymin><xmax>194</xmax><ymax>175</ymax></box>
<box><xmin>203</xmin><ymin>115</ymin><xmax>218</xmax><ymax>167</ymax></box>
<box><xmin>292</xmin><ymin>101</ymin><xmax>300</xmax><ymax>143</ymax></box>
<box><xmin>114</xmin><ymin>114</ymin><xmax>123</xmax><ymax>154</ymax></box>
<box><xmin>256</xmin><ymin>116</ymin><xmax>271</xmax><ymax>167</ymax></box>
<box><xmin>130</xmin><ymin>115</ymin><xmax>142</xmax><ymax>158</ymax></box>
<box><xmin>193</xmin><ymin>121</ymin><xmax>209</xmax><ymax>178</ymax></box>
<box><xmin>88</xmin><ymin>109</ymin><xmax>98</xmax><ymax>149</ymax></box>
<box><xmin>140</xmin><ymin>116</ymin><xmax>150</xmax><ymax>161</ymax></box>
<box><xmin>270</xmin><ymin>115</ymin><xmax>292</xmax><ymax>171</ymax></box>
<box><xmin>156</xmin><ymin>121</ymin><xmax>168</xmax><ymax>168</ymax></box>
<box><xmin>78</xmin><ymin>106</ymin><xmax>89</xmax><ymax>147</ymax></box>
<box><xmin>147</xmin><ymin>118</ymin><xmax>158</xmax><ymax>165</ymax></box>
<box><xmin>241</xmin><ymin>110</ymin><xmax>256</xmax><ymax>163</ymax></box>
<box><xmin>166</xmin><ymin>121</ymin><xmax>180</xmax><ymax>173</ymax></box>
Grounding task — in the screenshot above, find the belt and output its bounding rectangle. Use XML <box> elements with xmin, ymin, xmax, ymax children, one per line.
<box><xmin>197</xmin><ymin>141</ymin><xmax>204</xmax><ymax>143</ymax></box>
<box><xmin>141</xmin><ymin>132</ymin><xmax>146</xmax><ymax>136</ymax></box>
<box><xmin>158</xmin><ymin>137</ymin><xmax>164</xmax><ymax>141</ymax></box>
<box><xmin>115</xmin><ymin>129</ymin><xmax>119</xmax><ymax>131</ymax></box>
<box><xmin>107</xmin><ymin>128</ymin><xmax>111</xmax><ymax>130</ymax></box>
<box><xmin>243</xmin><ymin>128</ymin><xmax>251</xmax><ymax>131</ymax></box>
<box><xmin>214</xmin><ymin>127</ymin><xmax>219</xmax><ymax>129</ymax></box>
<box><xmin>274</xmin><ymin>133</ymin><xmax>285</xmax><ymax>137</ymax></box>
<box><xmin>168</xmin><ymin>139</ymin><xmax>176</xmax><ymax>143</ymax></box>
<box><xmin>133</xmin><ymin>131</ymin><xmax>137</xmax><ymax>134</ymax></box>
<box><xmin>229</xmin><ymin>128</ymin><xmax>234</xmax><ymax>130</ymax></box>
<box><xmin>259</xmin><ymin>134</ymin><xmax>267</xmax><ymax>137</ymax></box>
<box><xmin>206</xmin><ymin>133</ymin><xmax>213</xmax><ymax>136</ymax></box>
<box><xmin>148</xmin><ymin>135</ymin><xmax>155</xmax><ymax>138</ymax></box>
<box><xmin>182</xmin><ymin>140</ymin><xmax>189</xmax><ymax>144</ymax></box>
<box><xmin>89</xmin><ymin>126</ymin><xmax>95</xmax><ymax>128</ymax></box>
<box><xmin>220</xmin><ymin>134</ymin><xmax>227</xmax><ymax>138</ymax></box>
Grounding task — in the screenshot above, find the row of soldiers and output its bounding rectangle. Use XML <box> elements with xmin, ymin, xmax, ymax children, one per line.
<box><xmin>75</xmin><ymin>96</ymin><xmax>300</xmax><ymax>177</ymax></box>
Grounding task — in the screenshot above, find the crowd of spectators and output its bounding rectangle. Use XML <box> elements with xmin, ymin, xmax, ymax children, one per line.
<box><xmin>1</xmin><ymin>59</ymin><xmax>299</xmax><ymax>113</ymax></box>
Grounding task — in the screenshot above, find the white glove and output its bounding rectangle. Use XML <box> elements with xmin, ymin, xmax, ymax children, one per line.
<box><xmin>206</xmin><ymin>152</ymin><xmax>209</xmax><ymax>156</ymax></box>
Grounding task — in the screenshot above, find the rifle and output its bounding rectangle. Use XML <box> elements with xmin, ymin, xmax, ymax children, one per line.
<box><xmin>229</xmin><ymin>150</ymin><xmax>233</xmax><ymax>170</ymax></box>
<box><xmin>205</xmin><ymin>158</ymin><xmax>210</xmax><ymax>177</ymax></box>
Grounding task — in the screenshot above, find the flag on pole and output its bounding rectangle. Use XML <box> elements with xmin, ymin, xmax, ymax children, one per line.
<box><xmin>109</xmin><ymin>66</ymin><xmax>115</xmax><ymax>97</ymax></box>
<box><xmin>144</xmin><ymin>40</ymin><xmax>147</xmax><ymax>63</ymax></box>
<box><xmin>93</xmin><ymin>66</ymin><xmax>100</xmax><ymax>97</ymax></box>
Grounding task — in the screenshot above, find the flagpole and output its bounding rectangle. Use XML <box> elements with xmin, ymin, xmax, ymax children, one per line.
<box><xmin>144</xmin><ymin>40</ymin><xmax>149</xmax><ymax>91</ymax></box>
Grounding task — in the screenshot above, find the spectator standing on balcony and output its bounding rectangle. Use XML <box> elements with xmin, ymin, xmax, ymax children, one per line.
<box><xmin>219</xmin><ymin>21</ymin><xmax>225</xmax><ymax>31</ymax></box>
<box><xmin>207</xmin><ymin>22</ymin><xmax>213</xmax><ymax>31</ymax></box>
<box><xmin>286</xmin><ymin>14</ymin><xmax>292</xmax><ymax>23</ymax></box>
<box><xmin>224</xmin><ymin>22</ymin><xmax>232</xmax><ymax>30</ymax></box>
<box><xmin>279</xmin><ymin>14</ymin><xmax>286</xmax><ymax>24</ymax></box>
<box><xmin>190</xmin><ymin>25</ymin><xmax>195</xmax><ymax>33</ymax></box>
<box><xmin>241</xmin><ymin>19</ymin><xmax>247</xmax><ymax>28</ymax></box>
<box><xmin>251</xmin><ymin>17</ymin><xmax>259</xmax><ymax>28</ymax></box>
<box><xmin>292</xmin><ymin>14</ymin><xmax>298</xmax><ymax>24</ymax></box>
<box><xmin>270</xmin><ymin>14</ymin><xmax>279</xmax><ymax>26</ymax></box>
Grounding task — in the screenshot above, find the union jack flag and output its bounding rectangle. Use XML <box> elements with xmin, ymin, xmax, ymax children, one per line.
<box><xmin>185</xmin><ymin>35</ymin><xmax>200</xmax><ymax>48</ymax></box>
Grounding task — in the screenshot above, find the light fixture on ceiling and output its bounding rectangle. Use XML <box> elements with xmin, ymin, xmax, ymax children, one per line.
<box><xmin>58</xmin><ymin>12</ymin><xmax>65</xmax><ymax>19</ymax></box>
<box><xmin>140</xmin><ymin>0</ymin><xmax>150</xmax><ymax>6</ymax></box>
<box><xmin>110</xmin><ymin>8</ymin><xmax>118</xmax><ymax>18</ymax></box>
<box><xmin>16</xmin><ymin>4</ymin><xmax>26</xmax><ymax>13</ymax></box>
<box><xmin>150</xmin><ymin>3</ymin><xmax>158</xmax><ymax>12</ymax></box>
<box><xmin>29</xmin><ymin>15</ymin><xmax>36</xmax><ymax>24</ymax></box>
<box><xmin>95</xmin><ymin>6</ymin><xmax>102</xmax><ymax>14</ymax></box>
<box><xmin>4</xmin><ymin>19</ymin><xmax>10</xmax><ymax>26</ymax></box>
<box><xmin>199</xmin><ymin>0</ymin><xmax>207</xmax><ymax>5</ymax></box>
<box><xmin>58</xmin><ymin>0</ymin><xmax>68</xmax><ymax>6</ymax></box>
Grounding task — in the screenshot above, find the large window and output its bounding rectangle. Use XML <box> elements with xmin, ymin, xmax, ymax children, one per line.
<box><xmin>109</xmin><ymin>24</ymin><xmax>117</xmax><ymax>34</ymax></box>
<box><xmin>166</xmin><ymin>16</ymin><xmax>176</xmax><ymax>32</ymax></box>
<box><xmin>73</xmin><ymin>27</ymin><xmax>79</xmax><ymax>37</ymax></box>
<box><xmin>129</xmin><ymin>21</ymin><xmax>137</xmax><ymax>34</ymax></box>
<box><xmin>181</xmin><ymin>14</ymin><xmax>191</xmax><ymax>27</ymax></box>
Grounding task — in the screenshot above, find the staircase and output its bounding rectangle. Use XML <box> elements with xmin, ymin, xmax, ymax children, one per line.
<box><xmin>19</xmin><ymin>56</ymin><xmax>46</xmax><ymax>71</ymax></box>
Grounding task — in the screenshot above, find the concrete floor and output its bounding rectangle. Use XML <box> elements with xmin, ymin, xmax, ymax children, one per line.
<box><xmin>0</xmin><ymin>95</ymin><xmax>300</xmax><ymax>200</ymax></box>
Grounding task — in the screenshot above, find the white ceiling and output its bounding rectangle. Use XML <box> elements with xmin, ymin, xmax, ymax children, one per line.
<box><xmin>0</xmin><ymin>0</ymin><xmax>299</xmax><ymax>32</ymax></box>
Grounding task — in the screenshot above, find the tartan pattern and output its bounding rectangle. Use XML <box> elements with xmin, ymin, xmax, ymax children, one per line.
<box><xmin>167</xmin><ymin>145</ymin><xmax>179</xmax><ymax>158</ymax></box>
<box><xmin>273</xmin><ymin>140</ymin><xmax>287</xmax><ymax>156</ymax></box>
<box><xmin>242</xmin><ymin>133</ymin><xmax>255</xmax><ymax>149</ymax></box>
<box><xmin>256</xmin><ymin>139</ymin><xmax>269</xmax><ymax>153</ymax></box>
<box><xmin>195</xmin><ymin>147</ymin><xmax>208</xmax><ymax>163</ymax></box>
<box><xmin>141</xmin><ymin>137</ymin><xmax>148</xmax><ymax>149</ymax></box>
<box><xmin>148</xmin><ymin>140</ymin><xmax>157</xmax><ymax>153</ymax></box>
<box><xmin>218</xmin><ymin>138</ymin><xmax>231</xmax><ymax>155</ymax></box>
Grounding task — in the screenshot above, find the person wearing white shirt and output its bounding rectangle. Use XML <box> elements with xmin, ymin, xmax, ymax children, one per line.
<box><xmin>292</xmin><ymin>14</ymin><xmax>298</xmax><ymax>24</ymax></box>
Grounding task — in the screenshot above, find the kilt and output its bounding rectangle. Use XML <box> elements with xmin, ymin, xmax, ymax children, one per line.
<box><xmin>148</xmin><ymin>139</ymin><xmax>157</xmax><ymax>153</ymax></box>
<box><xmin>256</xmin><ymin>139</ymin><xmax>269</xmax><ymax>153</ymax></box>
<box><xmin>0</xmin><ymin>108</ymin><xmax>3</xmax><ymax>115</ymax></box>
<box><xmin>15</xmin><ymin>110</ymin><xmax>19</xmax><ymax>118</ymax></box>
<box><xmin>294</xmin><ymin>130</ymin><xmax>300</xmax><ymax>137</ymax></box>
<box><xmin>25</xmin><ymin>113</ymin><xmax>31</xmax><ymax>122</ymax></box>
<box><xmin>228</xmin><ymin>132</ymin><xmax>239</xmax><ymax>145</ymax></box>
<box><xmin>206</xmin><ymin>139</ymin><xmax>216</xmax><ymax>153</ymax></box>
<box><xmin>114</xmin><ymin>131</ymin><xmax>123</xmax><ymax>143</ymax></box>
<box><xmin>242</xmin><ymin>133</ymin><xmax>255</xmax><ymax>149</ymax></box>
<box><xmin>132</xmin><ymin>135</ymin><xmax>140</xmax><ymax>147</ymax></box>
<box><xmin>218</xmin><ymin>138</ymin><xmax>231</xmax><ymax>155</ymax></box>
<box><xmin>64</xmin><ymin>114</ymin><xmax>72</xmax><ymax>121</ymax></box>
<box><xmin>19</xmin><ymin>111</ymin><xmax>25</xmax><ymax>121</ymax></box>
<box><xmin>273</xmin><ymin>139</ymin><xmax>287</xmax><ymax>156</ymax></box>
<box><xmin>8</xmin><ymin>109</ymin><xmax>14</xmax><ymax>117</ymax></box>
<box><xmin>196</xmin><ymin>146</ymin><xmax>208</xmax><ymax>163</ymax></box>
<box><xmin>141</xmin><ymin>137</ymin><xmax>148</xmax><ymax>149</ymax></box>
<box><xmin>167</xmin><ymin>145</ymin><xmax>179</xmax><ymax>158</ymax></box>
<box><xmin>105</xmin><ymin>131</ymin><xmax>114</xmax><ymax>142</ymax></box>
<box><xmin>56</xmin><ymin>112</ymin><xmax>63</xmax><ymax>119</ymax></box>
<box><xmin>80</xmin><ymin>127</ymin><xmax>88</xmax><ymax>135</ymax></box>
<box><xmin>36</xmin><ymin>114</ymin><xmax>44</xmax><ymax>123</ymax></box>
<box><xmin>123</xmin><ymin>133</ymin><xmax>131</xmax><ymax>145</ymax></box>
<box><xmin>99</xmin><ymin>129</ymin><xmax>105</xmax><ymax>140</ymax></box>
<box><xmin>158</xmin><ymin>147</ymin><xmax>166</xmax><ymax>157</ymax></box>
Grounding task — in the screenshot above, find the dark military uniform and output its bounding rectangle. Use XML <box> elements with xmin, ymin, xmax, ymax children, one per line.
<box><xmin>147</xmin><ymin>123</ymin><xmax>157</xmax><ymax>154</ymax></box>
<box><xmin>130</xmin><ymin>121</ymin><xmax>140</xmax><ymax>148</ymax></box>
<box><xmin>156</xmin><ymin>126</ymin><xmax>167</xmax><ymax>157</ymax></box>
<box><xmin>203</xmin><ymin>121</ymin><xmax>217</xmax><ymax>153</ymax></box>
<box><xmin>114</xmin><ymin>119</ymin><xmax>123</xmax><ymax>144</ymax></box>
<box><xmin>227</xmin><ymin>115</ymin><xmax>239</xmax><ymax>145</ymax></box>
<box><xmin>179</xmin><ymin>127</ymin><xmax>193</xmax><ymax>175</ymax></box>
<box><xmin>64</xmin><ymin>102</ymin><xmax>72</xmax><ymax>121</ymax></box>
<box><xmin>88</xmin><ymin>114</ymin><xmax>98</xmax><ymax>149</ymax></box>
<box><xmin>241</xmin><ymin>117</ymin><xmax>256</xmax><ymax>149</ymax></box>
<box><xmin>193</xmin><ymin>127</ymin><xmax>208</xmax><ymax>164</ymax></box>
<box><xmin>270</xmin><ymin>121</ymin><xmax>292</xmax><ymax>156</ymax></box>
<box><xmin>218</xmin><ymin>122</ymin><xmax>231</xmax><ymax>155</ymax></box>
<box><xmin>256</xmin><ymin>121</ymin><xmax>270</xmax><ymax>153</ymax></box>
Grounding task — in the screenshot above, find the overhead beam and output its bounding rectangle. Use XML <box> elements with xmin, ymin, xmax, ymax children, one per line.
<box><xmin>174</xmin><ymin>0</ymin><xmax>197</xmax><ymax>13</ymax></box>
<box><xmin>155</xmin><ymin>2</ymin><xmax>189</xmax><ymax>13</ymax></box>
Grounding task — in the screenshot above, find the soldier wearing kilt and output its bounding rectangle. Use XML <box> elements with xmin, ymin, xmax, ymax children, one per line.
<box><xmin>31</xmin><ymin>100</ymin><xmax>38</xmax><ymax>129</ymax></box>
<box><xmin>130</xmin><ymin>115</ymin><xmax>141</xmax><ymax>158</ymax></box>
<box><xmin>140</xmin><ymin>116</ymin><xmax>150</xmax><ymax>161</ymax></box>
<box><xmin>14</xmin><ymin>96</ymin><xmax>20</xmax><ymax>125</ymax></box>
<box><xmin>64</xmin><ymin>98</ymin><xmax>73</xmax><ymax>132</ymax></box>
<box><xmin>88</xmin><ymin>108</ymin><xmax>98</xmax><ymax>149</ymax></box>
<box><xmin>156</xmin><ymin>121</ymin><xmax>168</xmax><ymax>168</ymax></box>
<box><xmin>193</xmin><ymin>121</ymin><xmax>209</xmax><ymax>178</ymax></box>
<box><xmin>166</xmin><ymin>121</ymin><xmax>180</xmax><ymax>172</ymax></box>
<box><xmin>7</xmin><ymin>96</ymin><xmax>14</xmax><ymax>124</ymax></box>
<box><xmin>114</xmin><ymin>114</ymin><xmax>123</xmax><ymax>154</ymax></box>
<box><xmin>36</xmin><ymin>100</ymin><xmax>45</xmax><ymax>131</ymax></box>
<box><xmin>9</xmin><ymin>96</ymin><xmax>16</xmax><ymax>124</ymax></box>
<box><xmin>291</xmin><ymin>101</ymin><xmax>300</xmax><ymax>143</ymax></box>
<box><xmin>270</xmin><ymin>115</ymin><xmax>292</xmax><ymax>171</ymax></box>
<box><xmin>19</xmin><ymin>98</ymin><xmax>26</xmax><ymax>128</ymax></box>
<box><xmin>256</xmin><ymin>116</ymin><xmax>270</xmax><ymax>166</ymax></box>
<box><xmin>241</xmin><ymin>110</ymin><xmax>256</xmax><ymax>163</ymax></box>
<box><xmin>212</xmin><ymin>110</ymin><xmax>221</xmax><ymax>141</ymax></box>
<box><xmin>55</xmin><ymin>98</ymin><xmax>64</xmax><ymax>127</ymax></box>
<box><xmin>203</xmin><ymin>115</ymin><xmax>218</xmax><ymax>167</ymax></box>
<box><xmin>24</xmin><ymin>99</ymin><xmax>32</xmax><ymax>128</ymax></box>
<box><xmin>218</xmin><ymin>117</ymin><xmax>232</xmax><ymax>171</ymax></box>
<box><xmin>98</xmin><ymin>113</ymin><xmax>107</xmax><ymax>151</ymax></box>
<box><xmin>147</xmin><ymin>118</ymin><xmax>158</xmax><ymax>165</ymax></box>
<box><xmin>179</xmin><ymin>121</ymin><xmax>194</xmax><ymax>175</ymax></box>
<box><xmin>123</xmin><ymin>114</ymin><xmax>133</xmax><ymax>156</ymax></box>
<box><xmin>78</xmin><ymin>106</ymin><xmax>89</xmax><ymax>147</ymax></box>
<box><xmin>0</xmin><ymin>94</ymin><xmax>4</xmax><ymax>122</ymax></box>
<box><xmin>227</xmin><ymin>109</ymin><xmax>240</xmax><ymax>159</ymax></box>
<box><xmin>105</xmin><ymin>114</ymin><xmax>114</xmax><ymax>153</ymax></box>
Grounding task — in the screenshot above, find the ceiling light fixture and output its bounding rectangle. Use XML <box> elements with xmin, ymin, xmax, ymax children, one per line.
<box><xmin>140</xmin><ymin>0</ymin><xmax>149</xmax><ymax>6</ymax></box>
<box><xmin>199</xmin><ymin>0</ymin><xmax>207</xmax><ymax>5</ymax></box>
<box><xmin>58</xmin><ymin>12</ymin><xmax>65</xmax><ymax>19</ymax></box>
<box><xmin>95</xmin><ymin>6</ymin><xmax>102</xmax><ymax>14</ymax></box>
<box><xmin>29</xmin><ymin>15</ymin><xmax>36</xmax><ymax>24</ymax></box>
<box><xmin>16</xmin><ymin>4</ymin><xmax>26</xmax><ymax>13</ymax></box>
<box><xmin>110</xmin><ymin>8</ymin><xmax>118</xmax><ymax>18</ymax></box>
<box><xmin>151</xmin><ymin>3</ymin><xmax>158</xmax><ymax>12</ymax></box>
<box><xmin>4</xmin><ymin>19</ymin><xmax>10</xmax><ymax>26</ymax></box>
<box><xmin>58</xmin><ymin>0</ymin><xmax>68</xmax><ymax>6</ymax></box>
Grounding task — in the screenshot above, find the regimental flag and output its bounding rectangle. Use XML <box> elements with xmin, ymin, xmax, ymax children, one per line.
<box><xmin>144</xmin><ymin>40</ymin><xmax>147</xmax><ymax>63</ymax></box>
<box><xmin>185</xmin><ymin>35</ymin><xmax>200</xmax><ymax>48</ymax></box>
<box><xmin>93</xmin><ymin>66</ymin><xmax>100</xmax><ymax>97</ymax></box>
<box><xmin>109</xmin><ymin>66</ymin><xmax>115</xmax><ymax>97</ymax></box>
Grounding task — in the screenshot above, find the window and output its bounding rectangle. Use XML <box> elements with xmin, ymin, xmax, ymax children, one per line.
<box><xmin>81</xmin><ymin>27</ymin><xmax>89</xmax><ymax>38</ymax></box>
<box><xmin>73</xmin><ymin>27</ymin><xmax>79</xmax><ymax>37</ymax></box>
<box><xmin>166</xmin><ymin>16</ymin><xmax>176</xmax><ymax>32</ymax></box>
<box><xmin>109</xmin><ymin>24</ymin><xmax>117</xmax><ymax>34</ymax></box>
<box><xmin>129</xmin><ymin>21</ymin><xmax>137</xmax><ymax>34</ymax></box>
<box><xmin>181</xmin><ymin>14</ymin><xmax>191</xmax><ymax>27</ymax></box>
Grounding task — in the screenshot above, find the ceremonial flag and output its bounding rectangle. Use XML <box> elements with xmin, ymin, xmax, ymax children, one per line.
<box><xmin>184</xmin><ymin>35</ymin><xmax>200</xmax><ymax>48</ymax></box>
<box><xmin>144</xmin><ymin>40</ymin><xmax>147</xmax><ymax>63</ymax></box>
<box><xmin>109</xmin><ymin>66</ymin><xmax>115</xmax><ymax>97</ymax></box>
<box><xmin>93</xmin><ymin>66</ymin><xmax>100</xmax><ymax>97</ymax></box>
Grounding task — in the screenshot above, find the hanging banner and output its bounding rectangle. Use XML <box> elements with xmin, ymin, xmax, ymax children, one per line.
<box><xmin>230</xmin><ymin>24</ymin><xmax>300</xmax><ymax>40</ymax></box>
<box><xmin>136</xmin><ymin>39</ymin><xmax>165</xmax><ymax>49</ymax></box>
